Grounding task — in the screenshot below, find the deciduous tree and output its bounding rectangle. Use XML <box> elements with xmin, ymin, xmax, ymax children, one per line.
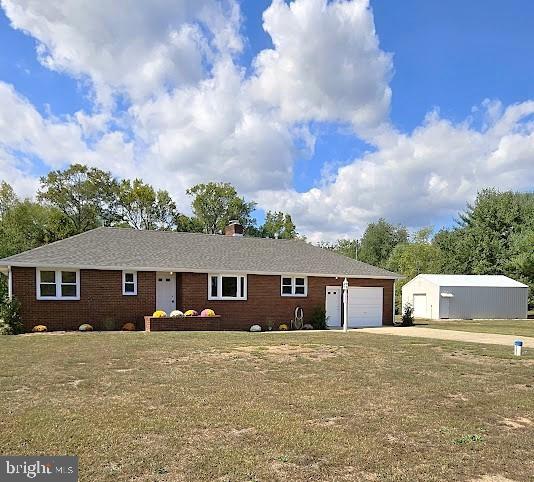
<box><xmin>186</xmin><ymin>182</ymin><xmax>256</xmax><ymax>234</ymax></box>
<box><xmin>358</xmin><ymin>218</ymin><xmax>408</xmax><ymax>267</ymax></box>
<box><xmin>260</xmin><ymin>211</ymin><xmax>297</xmax><ymax>239</ymax></box>
<box><xmin>118</xmin><ymin>179</ymin><xmax>176</xmax><ymax>230</ymax></box>
<box><xmin>38</xmin><ymin>163</ymin><xmax>119</xmax><ymax>234</ymax></box>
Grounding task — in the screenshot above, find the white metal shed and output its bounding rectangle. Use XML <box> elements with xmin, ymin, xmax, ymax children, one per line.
<box><xmin>402</xmin><ymin>274</ymin><xmax>528</xmax><ymax>320</ymax></box>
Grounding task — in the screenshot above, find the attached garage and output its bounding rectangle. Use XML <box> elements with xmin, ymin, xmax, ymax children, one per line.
<box><xmin>347</xmin><ymin>287</ymin><xmax>383</xmax><ymax>327</ymax></box>
<box><xmin>325</xmin><ymin>285</ymin><xmax>387</xmax><ymax>328</ymax></box>
<box><xmin>402</xmin><ymin>274</ymin><xmax>528</xmax><ymax>320</ymax></box>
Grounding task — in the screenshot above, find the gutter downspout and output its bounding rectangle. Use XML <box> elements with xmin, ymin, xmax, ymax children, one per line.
<box><xmin>392</xmin><ymin>280</ymin><xmax>396</xmax><ymax>325</ymax></box>
<box><xmin>7</xmin><ymin>266</ymin><xmax>12</xmax><ymax>299</ymax></box>
<box><xmin>343</xmin><ymin>278</ymin><xmax>349</xmax><ymax>333</ymax></box>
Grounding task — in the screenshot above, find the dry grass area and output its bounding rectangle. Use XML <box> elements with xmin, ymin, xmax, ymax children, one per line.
<box><xmin>0</xmin><ymin>331</ymin><xmax>533</xmax><ymax>481</ymax></box>
<box><xmin>418</xmin><ymin>319</ymin><xmax>534</xmax><ymax>338</ymax></box>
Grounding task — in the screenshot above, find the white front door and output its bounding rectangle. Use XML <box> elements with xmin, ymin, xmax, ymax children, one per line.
<box><xmin>413</xmin><ymin>294</ymin><xmax>427</xmax><ymax>318</ymax></box>
<box><xmin>156</xmin><ymin>272</ymin><xmax>176</xmax><ymax>315</ymax></box>
<box><xmin>347</xmin><ymin>287</ymin><xmax>383</xmax><ymax>327</ymax></box>
<box><xmin>325</xmin><ymin>286</ymin><xmax>342</xmax><ymax>328</ymax></box>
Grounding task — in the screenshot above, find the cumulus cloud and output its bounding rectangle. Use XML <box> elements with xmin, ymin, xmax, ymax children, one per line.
<box><xmin>0</xmin><ymin>0</ymin><xmax>532</xmax><ymax>242</ymax></box>
<box><xmin>132</xmin><ymin>59</ymin><xmax>295</xmax><ymax>196</ymax></box>
<box><xmin>1</xmin><ymin>0</ymin><xmax>242</xmax><ymax>106</ymax></box>
<box><xmin>0</xmin><ymin>81</ymin><xmax>135</xmax><ymax>185</ymax></box>
<box><xmin>250</xmin><ymin>0</ymin><xmax>393</xmax><ymax>136</ymax></box>
<box><xmin>258</xmin><ymin>101</ymin><xmax>534</xmax><ymax>242</ymax></box>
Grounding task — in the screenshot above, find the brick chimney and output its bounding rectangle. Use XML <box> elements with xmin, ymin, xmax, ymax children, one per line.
<box><xmin>224</xmin><ymin>220</ymin><xmax>244</xmax><ymax>236</ymax></box>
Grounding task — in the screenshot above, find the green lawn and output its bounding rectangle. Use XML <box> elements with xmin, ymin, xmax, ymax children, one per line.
<box><xmin>1</xmin><ymin>331</ymin><xmax>533</xmax><ymax>481</ymax></box>
<box><xmin>417</xmin><ymin>318</ymin><xmax>534</xmax><ymax>338</ymax></box>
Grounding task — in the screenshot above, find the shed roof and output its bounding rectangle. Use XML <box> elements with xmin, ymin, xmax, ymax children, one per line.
<box><xmin>417</xmin><ymin>274</ymin><xmax>527</xmax><ymax>288</ymax></box>
<box><xmin>0</xmin><ymin>227</ymin><xmax>401</xmax><ymax>279</ymax></box>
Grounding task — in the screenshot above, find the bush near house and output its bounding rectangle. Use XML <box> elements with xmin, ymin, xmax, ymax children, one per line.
<box><xmin>309</xmin><ymin>306</ymin><xmax>328</xmax><ymax>330</ymax></box>
<box><xmin>0</xmin><ymin>295</ymin><xmax>23</xmax><ymax>335</ymax></box>
<box><xmin>400</xmin><ymin>303</ymin><xmax>414</xmax><ymax>327</ymax></box>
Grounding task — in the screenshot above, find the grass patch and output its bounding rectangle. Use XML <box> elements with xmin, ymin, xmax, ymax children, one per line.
<box><xmin>0</xmin><ymin>331</ymin><xmax>533</xmax><ymax>481</ymax></box>
<box><xmin>453</xmin><ymin>434</ymin><xmax>484</xmax><ymax>445</ymax></box>
<box><xmin>417</xmin><ymin>318</ymin><xmax>534</xmax><ymax>338</ymax></box>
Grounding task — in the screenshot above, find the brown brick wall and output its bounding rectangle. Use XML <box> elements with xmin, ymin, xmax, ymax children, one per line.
<box><xmin>179</xmin><ymin>273</ymin><xmax>394</xmax><ymax>330</ymax></box>
<box><xmin>12</xmin><ymin>267</ymin><xmax>393</xmax><ymax>332</ymax></box>
<box><xmin>12</xmin><ymin>267</ymin><xmax>155</xmax><ymax>331</ymax></box>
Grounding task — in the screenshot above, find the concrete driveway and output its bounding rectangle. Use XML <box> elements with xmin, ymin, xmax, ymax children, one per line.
<box><xmin>358</xmin><ymin>326</ymin><xmax>534</xmax><ymax>348</ymax></box>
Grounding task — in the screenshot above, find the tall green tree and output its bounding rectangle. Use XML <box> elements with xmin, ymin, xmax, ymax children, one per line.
<box><xmin>186</xmin><ymin>182</ymin><xmax>257</xmax><ymax>234</ymax></box>
<box><xmin>508</xmin><ymin>229</ymin><xmax>534</xmax><ymax>305</ymax></box>
<box><xmin>438</xmin><ymin>190</ymin><xmax>534</xmax><ymax>275</ymax></box>
<box><xmin>173</xmin><ymin>213</ymin><xmax>205</xmax><ymax>233</ymax></box>
<box><xmin>318</xmin><ymin>239</ymin><xmax>359</xmax><ymax>259</ymax></box>
<box><xmin>0</xmin><ymin>198</ymin><xmax>66</xmax><ymax>259</ymax></box>
<box><xmin>358</xmin><ymin>218</ymin><xmax>408</xmax><ymax>267</ymax></box>
<box><xmin>117</xmin><ymin>179</ymin><xmax>176</xmax><ymax>230</ymax></box>
<box><xmin>432</xmin><ymin>228</ymin><xmax>472</xmax><ymax>274</ymax></box>
<box><xmin>437</xmin><ymin>189</ymin><xmax>534</xmax><ymax>306</ymax></box>
<box><xmin>334</xmin><ymin>239</ymin><xmax>359</xmax><ymax>259</ymax></box>
<box><xmin>385</xmin><ymin>227</ymin><xmax>444</xmax><ymax>313</ymax></box>
<box><xmin>458</xmin><ymin>189</ymin><xmax>533</xmax><ymax>275</ymax></box>
<box><xmin>260</xmin><ymin>211</ymin><xmax>297</xmax><ymax>239</ymax></box>
<box><xmin>0</xmin><ymin>181</ymin><xmax>17</xmax><ymax>216</ymax></box>
<box><xmin>38</xmin><ymin>163</ymin><xmax>120</xmax><ymax>234</ymax></box>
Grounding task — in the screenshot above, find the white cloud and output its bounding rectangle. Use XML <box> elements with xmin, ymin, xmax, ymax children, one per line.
<box><xmin>0</xmin><ymin>81</ymin><xmax>135</xmax><ymax>188</ymax></box>
<box><xmin>0</xmin><ymin>148</ymin><xmax>40</xmax><ymax>198</ymax></box>
<box><xmin>250</xmin><ymin>0</ymin><xmax>393</xmax><ymax>136</ymax></box>
<box><xmin>0</xmin><ymin>82</ymin><xmax>91</xmax><ymax>167</ymax></box>
<box><xmin>132</xmin><ymin>59</ymin><xmax>295</xmax><ymax>196</ymax></box>
<box><xmin>0</xmin><ymin>0</ymin><xmax>533</xmax><ymax>243</ymax></box>
<box><xmin>1</xmin><ymin>0</ymin><xmax>242</xmax><ymax>106</ymax></box>
<box><xmin>258</xmin><ymin>101</ymin><xmax>534</xmax><ymax>242</ymax></box>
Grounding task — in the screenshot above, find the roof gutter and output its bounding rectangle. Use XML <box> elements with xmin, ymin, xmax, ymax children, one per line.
<box><xmin>0</xmin><ymin>261</ymin><xmax>403</xmax><ymax>280</ymax></box>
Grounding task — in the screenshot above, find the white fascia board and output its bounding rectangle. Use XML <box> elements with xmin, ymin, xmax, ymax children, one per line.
<box><xmin>1</xmin><ymin>261</ymin><xmax>402</xmax><ymax>280</ymax></box>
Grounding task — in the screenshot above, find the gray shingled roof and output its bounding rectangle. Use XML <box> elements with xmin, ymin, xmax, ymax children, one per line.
<box><xmin>0</xmin><ymin>227</ymin><xmax>401</xmax><ymax>278</ymax></box>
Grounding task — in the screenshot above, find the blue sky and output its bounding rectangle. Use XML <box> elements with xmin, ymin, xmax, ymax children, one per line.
<box><xmin>0</xmin><ymin>0</ymin><xmax>533</xmax><ymax>240</ymax></box>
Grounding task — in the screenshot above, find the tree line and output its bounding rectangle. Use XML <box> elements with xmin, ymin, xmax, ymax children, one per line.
<box><xmin>322</xmin><ymin>189</ymin><xmax>534</xmax><ymax>310</ymax></box>
<box><xmin>0</xmin><ymin>163</ymin><xmax>297</xmax><ymax>259</ymax></box>
<box><xmin>0</xmin><ymin>164</ymin><xmax>532</xmax><ymax>310</ymax></box>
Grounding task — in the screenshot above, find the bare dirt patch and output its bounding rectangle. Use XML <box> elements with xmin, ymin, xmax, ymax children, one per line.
<box><xmin>67</xmin><ymin>379</ymin><xmax>85</xmax><ymax>387</ymax></box>
<box><xmin>470</xmin><ymin>476</ymin><xmax>518</xmax><ymax>482</ymax></box>
<box><xmin>447</xmin><ymin>393</ymin><xmax>469</xmax><ymax>402</ymax></box>
<box><xmin>500</xmin><ymin>417</ymin><xmax>533</xmax><ymax>429</ymax></box>
<box><xmin>306</xmin><ymin>416</ymin><xmax>344</xmax><ymax>427</ymax></box>
<box><xmin>233</xmin><ymin>343</ymin><xmax>343</xmax><ymax>361</ymax></box>
<box><xmin>229</xmin><ymin>427</ymin><xmax>256</xmax><ymax>437</ymax></box>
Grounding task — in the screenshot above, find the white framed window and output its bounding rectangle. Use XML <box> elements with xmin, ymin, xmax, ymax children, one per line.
<box><xmin>36</xmin><ymin>269</ymin><xmax>80</xmax><ymax>300</ymax></box>
<box><xmin>122</xmin><ymin>271</ymin><xmax>137</xmax><ymax>295</ymax></box>
<box><xmin>281</xmin><ymin>276</ymin><xmax>307</xmax><ymax>297</ymax></box>
<box><xmin>208</xmin><ymin>274</ymin><xmax>247</xmax><ymax>300</ymax></box>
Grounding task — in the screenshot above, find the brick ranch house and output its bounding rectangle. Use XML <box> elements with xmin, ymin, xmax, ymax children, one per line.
<box><xmin>0</xmin><ymin>223</ymin><xmax>402</xmax><ymax>331</ymax></box>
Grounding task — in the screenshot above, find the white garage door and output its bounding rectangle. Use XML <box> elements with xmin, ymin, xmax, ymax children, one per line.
<box><xmin>347</xmin><ymin>287</ymin><xmax>383</xmax><ymax>327</ymax></box>
<box><xmin>412</xmin><ymin>294</ymin><xmax>427</xmax><ymax>318</ymax></box>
